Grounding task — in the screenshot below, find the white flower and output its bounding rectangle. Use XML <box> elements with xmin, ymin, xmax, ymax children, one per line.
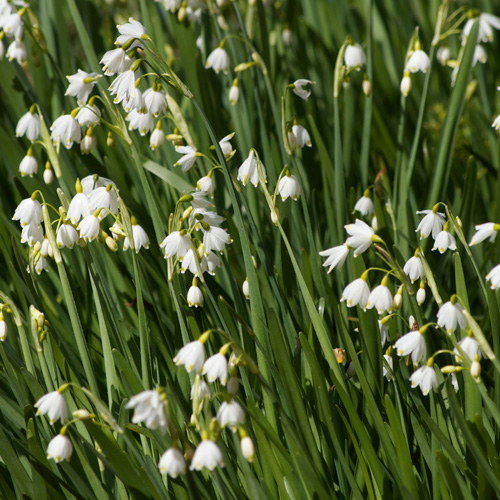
<box><xmin>80</xmin><ymin>133</ymin><xmax>96</xmax><ymax>155</ymax></box>
<box><xmin>67</xmin><ymin>193</ymin><xmax>90</xmax><ymax>224</ymax></box>
<box><xmin>206</xmin><ymin>251</ymin><xmax>221</xmax><ymax>275</ymax></box>
<box><xmin>494</xmin><ymin>115</ymin><xmax>500</xmax><ymax>130</ymax></box>
<box><xmin>116</xmin><ymin>18</ymin><xmax>147</xmax><ymax>46</ymax></box>
<box><xmin>19</xmin><ymin>150</ymin><xmax>38</xmax><ymax>177</ymax></box>
<box><xmin>190</xmin><ymin>191</ymin><xmax>214</xmax><ymax>209</ymax></box>
<box><xmin>78</xmin><ymin>214</ymin><xmax>100</xmax><ymax>241</ymax></box>
<box><xmin>202</xmin><ymin>353</ymin><xmax>228</xmax><ymax>385</ymax></box>
<box><xmin>292</xmin><ymin>79</ymin><xmax>314</xmax><ymax>100</ymax></box>
<box><xmin>123</xmin><ymin>221</ymin><xmax>150</xmax><ymax>253</ymax></box>
<box><xmin>127</xmin><ymin>110</ymin><xmax>154</xmax><ymax>136</ymax></box>
<box><xmin>454</xmin><ymin>336</ymin><xmax>482</xmax><ymax>363</ymax></box>
<box><xmin>341</xmin><ymin>277</ymin><xmax>370</xmax><ymax>309</ymax></box>
<box><xmin>277</xmin><ymin>173</ymin><xmax>301</xmax><ymax>201</ymax></box>
<box><xmin>400</xmin><ymin>72</ymin><xmax>411</xmax><ymax>96</ymax></box>
<box><xmin>56</xmin><ymin>224</ymin><xmax>79</xmax><ymax>249</ymax></box>
<box><xmin>240</xmin><ymin>436</ymin><xmax>255</xmax><ymax>462</ymax></box>
<box><xmin>237</xmin><ymin>150</ymin><xmax>267</xmax><ymax>187</ymax></box>
<box><xmin>89</xmin><ymin>186</ymin><xmax>118</xmax><ymax>218</ymax></box>
<box><xmin>16</xmin><ymin>109</ymin><xmax>40</xmax><ymax>142</ymax></box>
<box><xmin>366</xmin><ymin>281</ymin><xmax>393</xmax><ymax>314</ymax></box>
<box><xmin>180</xmin><ymin>248</ymin><xmax>206</xmax><ymax>276</ymax></box>
<box><xmin>394</xmin><ymin>330</ymin><xmax>426</xmax><ymax>363</ymax></box>
<box><xmin>190</xmin><ymin>440</ymin><xmax>224</xmax><ymax>471</ymax></box>
<box><xmin>436</xmin><ymin>45</ymin><xmax>450</xmax><ymax>66</ymax></box>
<box><xmin>44</xmin><ymin>167</ymin><xmax>54</xmax><ymax>185</ymax></box>
<box><xmin>187</xmin><ymin>283</ymin><xmax>204</xmax><ymax>307</ymax></box>
<box><xmin>205</xmin><ymin>46</ymin><xmax>229</xmax><ymax>74</ymax></box>
<box><xmin>65</xmin><ymin>70</ymin><xmax>100</xmax><ymax>105</ymax></box>
<box><xmin>100</xmin><ymin>47</ymin><xmax>132</xmax><ymax>76</ymax></box>
<box><xmin>159</xmin><ymin>448</ymin><xmax>186</xmax><ymax>477</ymax></box>
<box><xmin>462</xmin><ymin>13</ymin><xmax>500</xmax><ymax>44</ymax></box>
<box><xmin>219</xmin><ymin>132</ymin><xmax>236</xmax><ymax>159</ymax></box>
<box><xmin>50</xmin><ymin>114</ymin><xmax>81</xmax><ymax>149</ymax></box>
<box><xmin>437</xmin><ymin>299</ymin><xmax>467</xmax><ymax>335</ymax></box>
<box><xmin>174</xmin><ymin>145</ymin><xmax>197</xmax><ymax>172</ymax></box>
<box><xmin>35</xmin><ymin>391</ymin><xmax>68</xmax><ymax>425</ymax></box>
<box><xmin>0</xmin><ymin>319</ymin><xmax>6</xmax><ymax>341</ymax></box>
<box><xmin>353</xmin><ymin>191</ymin><xmax>374</xmax><ymax>216</ymax></box>
<box><xmin>47</xmin><ymin>434</ymin><xmax>73</xmax><ymax>463</ymax></box>
<box><xmin>406</xmin><ymin>49</ymin><xmax>430</xmax><ymax>73</ymax></box>
<box><xmin>21</xmin><ymin>223</ymin><xmax>43</xmax><ymax>246</ymax></box>
<box><xmin>432</xmin><ymin>222</ymin><xmax>456</xmax><ymax>253</ymax></box>
<box><xmin>122</xmin><ymin>87</ymin><xmax>145</xmax><ymax>112</ymax></box>
<box><xmin>344</xmin><ymin>43</ymin><xmax>366</xmax><ymax>70</ymax></box>
<box><xmin>417</xmin><ymin>286</ymin><xmax>426</xmax><ymax>305</ymax></box>
<box><xmin>319</xmin><ymin>243</ymin><xmax>349</xmax><ymax>273</ymax></box>
<box><xmin>229</xmin><ymin>82</ymin><xmax>239</xmax><ymax>105</ymax></box>
<box><xmin>150</xmin><ymin>127</ymin><xmax>165</xmax><ymax>151</ymax></box>
<box><xmin>469</xmin><ymin>222</ymin><xmax>499</xmax><ymax>245</ymax></box>
<box><xmin>0</xmin><ymin>39</ymin><xmax>4</xmax><ymax>60</ymax></box>
<box><xmin>143</xmin><ymin>86</ymin><xmax>167</xmax><ymax>117</ymax></box>
<box><xmin>242</xmin><ymin>278</ymin><xmax>250</xmax><ymax>299</ymax></box>
<box><xmin>383</xmin><ymin>354</ymin><xmax>394</xmax><ymax>381</ymax></box>
<box><xmin>486</xmin><ymin>263</ymin><xmax>500</xmax><ymax>289</ymax></box>
<box><xmin>217</xmin><ymin>400</ymin><xmax>245</xmax><ymax>431</ymax></box>
<box><xmin>378</xmin><ymin>320</ymin><xmax>389</xmax><ymax>346</ymax></box>
<box><xmin>6</xmin><ymin>39</ymin><xmax>26</xmax><ymax>64</ymax></box>
<box><xmin>108</xmin><ymin>70</ymin><xmax>139</xmax><ymax>105</ymax></box>
<box><xmin>344</xmin><ymin>219</ymin><xmax>375</xmax><ymax>257</ymax></box>
<box><xmin>13</xmin><ymin>197</ymin><xmax>42</xmax><ymax>227</ymax></box>
<box><xmin>202</xmin><ymin>225</ymin><xmax>232</xmax><ymax>254</ymax></box>
<box><xmin>403</xmin><ymin>253</ymin><xmax>424</xmax><ymax>283</ymax></box>
<box><xmin>126</xmin><ymin>389</ymin><xmax>167</xmax><ymax>433</ymax></box>
<box><xmin>76</xmin><ymin>103</ymin><xmax>101</xmax><ymax>127</ymax></box>
<box><xmin>1</xmin><ymin>11</ymin><xmax>24</xmax><ymax>39</ymax></box>
<box><xmin>196</xmin><ymin>174</ymin><xmax>215</xmax><ymax>198</ymax></box>
<box><xmin>190</xmin><ymin>378</ymin><xmax>211</xmax><ymax>400</ymax></box>
<box><xmin>410</xmin><ymin>365</ymin><xmax>438</xmax><ymax>396</ymax></box>
<box><xmin>290</xmin><ymin>124</ymin><xmax>311</xmax><ymax>149</ymax></box>
<box><xmin>415</xmin><ymin>209</ymin><xmax>445</xmax><ymax>240</ymax></box>
<box><xmin>193</xmin><ymin>210</ymin><xmax>226</xmax><ymax>229</ymax></box>
<box><xmin>473</xmin><ymin>45</ymin><xmax>487</xmax><ymax>66</ymax></box>
<box><xmin>34</xmin><ymin>255</ymin><xmax>48</xmax><ymax>275</ymax></box>
<box><xmin>174</xmin><ymin>340</ymin><xmax>205</xmax><ymax>373</ymax></box>
<box><xmin>160</xmin><ymin>230</ymin><xmax>191</xmax><ymax>260</ymax></box>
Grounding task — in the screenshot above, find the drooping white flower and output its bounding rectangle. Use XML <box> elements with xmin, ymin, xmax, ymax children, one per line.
<box><xmin>437</xmin><ymin>298</ymin><xmax>467</xmax><ymax>335</ymax></box>
<box><xmin>78</xmin><ymin>214</ymin><xmax>101</xmax><ymax>241</ymax></box>
<box><xmin>378</xmin><ymin>320</ymin><xmax>389</xmax><ymax>346</ymax></box>
<box><xmin>196</xmin><ymin>174</ymin><xmax>215</xmax><ymax>198</ymax></box>
<box><xmin>291</xmin><ymin>79</ymin><xmax>314</xmax><ymax>100</ymax></box>
<box><xmin>205</xmin><ymin>251</ymin><xmax>221</xmax><ymax>275</ymax></box>
<box><xmin>6</xmin><ymin>39</ymin><xmax>26</xmax><ymax>64</ymax></box>
<box><xmin>1</xmin><ymin>11</ymin><xmax>24</xmax><ymax>39</ymax></box>
<box><xmin>50</xmin><ymin>114</ymin><xmax>81</xmax><ymax>149</ymax></box>
<box><xmin>394</xmin><ymin>329</ymin><xmax>427</xmax><ymax>363</ymax></box>
<box><xmin>242</xmin><ymin>278</ymin><xmax>250</xmax><ymax>299</ymax></box>
<box><xmin>56</xmin><ymin>224</ymin><xmax>79</xmax><ymax>249</ymax></box>
<box><xmin>417</xmin><ymin>284</ymin><xmax>426</xmax><ymax>305</ymax></box>
<box><xmin>277</xmin><ymin>172</ymin><xmax>301</xmax><ymax>201</ymax></box>
<box><xmin>469</xmin><ymin>222</ymin><xmax>499</xmax><ymax>245</ymax></box>
<box><xmin>190</xmin><ymin>191</ymin><xmax>214</xmax><ymax>209</ymax></box>
<box><xmin>341</xmin><ymin>275</ymin><xmax>370</xmax><ymax>309</ymax></box>
<box><xmin>158</xmin><ymin>448</ymin><xmax>186</xmax><ymax>477</ymax></box>
<box><xmin>486</xmin><ymin>263</ymin><xmax>500</xmax><ymax>289</ymax></box>
<box><xmin>202</xmin><ymin>353</ymin><xmax>228</xmax><ymax>385</ymax></box>
<box><xmin>240</xmin><ymin>436</ymin><xmax>255</xmax><ymax>462</ymax></box>
<box><xmin>436</xmin><ymin>45</ymin><xmax>450</xmax><ymax>66</ymax></box>
<box><xmin>13</xmin><ymin>197</ymin><xmax>42</xmax><ymax>227</ymax></box>
<box><xmin>192</xmin><ymin>209</ymin><xmax>225</xmax><ymax>229</ymax></box>
<box><xmin>344</xmin><ymin>43</ymin><xmax>366</xmax><ymax>70</ymax></box>
<box><xmin>116</xmin><ymin>18</ymin><xmax>148</xmax><ymax>46</ymax></box>
<box><xmin>454</xmin><ymin>335</ymin><xmax>482</xmax><ymax>363</ymax></box>
<box><xmin>229</xmin><ymin>81</ymin><xmax>239</xmax><ymax>105</ymax></box>
<box><xmin>202</xmin><ymin>225</ymin><xmax>232</xmax><ymax>254</ymax></box>
<box><xmin>406</xmin><ymin>49</ymin><xmax>430</xmax><ymax>73</ymax></box>
<box><xmin>123</xmin><ymin>219</ymin><xmax>150</xmax><ymax>253</ymax></box>
<box><xmin>344</xmin><ymin>219</ymin><xmax>376</xmax><ymax>257</ymax></box>
<box><xmin>366</xmin><ymin>278</ymin><xmax>393</xmax><ymax>314</ymax></box>
<box><xmin>180</xmin><ymin>248</ymin><xmax>206</xmax><ymax>276</ymax></box>
<box><xmin>143</xmin><ymin>86</ymin><xmax>167</xmax><ymax>117</ymax></box>
<box><xmin>89</xmin><ymin>186</ymin><xmax>118</xmax><ymax>218</ymax></box>
<box><xmin>383</xmin><ymin>354</ymin><xmax>394</xmax><ymax>381</ymax></box>
<box><xmin>237</xmin><ymin>150</ymin><xmax>267</xmax><ymax>187</ymax></box>
<box><xmin>76</xmin><ymin>103</ymin><xmax>101</xmax><ymax>127</ymax></box>
<box><xmin>290</xmin><ymin>124</ymin><xmax>311</xmax><ymax>149</ymax></box>
<box><xmin>190</xmin><ymin>439</ymin><xmax>224</xmax><ymax>471</ymax></box>
<box><xmin>400</xmin><ymin>71</ymin><xmax>411</xmax><ymax>96</ymax></box>
<box><xmin>318</xmin><ymin>243</ymin><xmax>349</xmax><ymax>273</ymax></box>
<box><xmin>205</xmin><ymin>46</ymin><xmax>229</xmax><ymax>74</ymax></box>
<box><xmin>415</xmin><ymin>208</ymin><xmax>446</xmax><ymax>240</ymax></box>
<box><xmin>65</xmin><ymin>70</ymin><xmax>100</xmax><ymax>105</ymax></box>
<box><xmin>127</xmin><ymin>110</ymin><xmax>154</xmax><ymax>136</ymax></box>
<box><xmin>67</xmin><ymin>193</ymin><xmax>90</xmax><ymax>224</ymax></box>
<box><xmin>403</xmin><ymin>251</ymin><xmax>424</xmax><ymax>283</ymax></box>
<box><xmin>493</xmin><ymin>114</ymin><xmax>500</xmax><ymax>130</ymax></box>
<box><xmin>473</xmin><ymin>45</ymin><xmax>487</xmax><ymax>66</ymax></box>
<box><xmin>174</xmin><ymin>145</ymin><xmax>197</xmax><ymax>172</ymax></box>
<box><xmin>21</xmin><ymin>223</ymin><xmax>43</xmax><ymax>246</ymax></box>
<box><xmin>19</xmin><ymin>149</ymin><xmax>38</xmax><ymax>177</ymax></box>
<box><xmin>47</xmin><ymin>434</ymin><xmax>73</xmax><ymax>463</ymax></box>
<box><xmin>122</xmin><ymin>87</ymin><xmax>145</xmax><ymax>113</ymax></box>
<box><xmin>219</xmin><ymin>132</ymin><xmax>236</xmax><ymax>159</ymax></box>
<box><xmin>150</xmin><ymin>126</ymin><xmax>165</xmax><ymax>151</ymax></box>
<box><xmin>217</xmin><ymin>400</ymin><xmax>245</xmax><ymax>431</ymax></box>
<box><xmin>80</xmin><ymin>132</ymin><xmax>96</xmax><ymax>155</ymax></box>
<box><xmin>160</xmin><ymin>230</ymin><xmax>191</xmax><ymax>260</ymax></box>
<box><xmin>126</xmin><ymin>389</ymin><xmax>167</xmax><ymax>433</ymax></box>
<box><xmin>353</xmin><ymin>190</ymin><xmax>374</xmax><ymax>216</ymax></box>
<box><xmin>187</xmin><ymin>282</ymin><xmax>204</xmax><ymax>308</ymax></box>
<box><xmin>100</xmin><ymin>47</ymin><xmax>133</xmax><ymax>76</ymax></box>
<box><xmin>35</xmin><ymin>390</ymin><xmax>68</xmax><ymax>425</ymax></box>
<box><xmin>432</xmin><ymin>223</ymin><xmax>456</xmax><ymax>253</ymax></box>
<box><xmin>410</xmin><ymin>364</ymin><xmax>438</xmax><ymax>396</ymax></box>
<box><xmin>108</xmin><ymin>70</ymin><xmax>140</xmax><ymax>105</ymax></box>
<box><xmin>190</xmin><ymin>378</ymin><xmax>211</xmax><ymax>400</ymax></box>
<box><xmin>462</xmin><ymin>13</ymin><xmax>500</xmax><ymax>44</ymax></box>
<box><xmin>0</xmin><ymin>319</ymin><xmax>6</xmax><ymax>342</ymax></box>
<box><xmin>16</xmin><ymin>109</ymin><xmax>40</xmax><ymax>142</ymax></box>
<box><xmin>174</xmin><ymin>340</ymin><xmax>205</xmax><ymax>373</ymax></box>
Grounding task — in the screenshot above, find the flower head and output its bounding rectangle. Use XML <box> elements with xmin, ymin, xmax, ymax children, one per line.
<box><xmin>47</xmin><ymin>434</ymin><xmax>73</xmax><ymax>463</ymax></box>
<box><xmin>159</xmin><ymin>448</ymin><xmax>186</xmax><ymax>477</ymax></box>
<box><xmin>432</xmin><ymin>223</ymin><xmax>456</xmax><ymax>253</ymax></box>
<box><xmin>403</xmin><ymin>251</ymin><xmax>424</xmax><ymax>283</ymax></box>
<box><xmin>50</xmin><ymin>114</ymin><xmax>81</xmax><ymax>149</ymax></box>
<box><xmin>410</xmin><ymin>364</ymin><xmax>438</xmax><ymax>395</ymax></box>
<box><xmin>205</xmin><ymin>47</ymin><xmax>229</xmax><ymax>74</ymax></box>
<box><xmin>116</xmin><ymin>18</ymin><xmax>148</xmax><ymax>46</ymax></box>
<box><xmin>291</xmin><ymin>79</ymin><xmax>314</xmax><ymax>100</ymax></box>
<box><xmin>416</xmin><ymin>208</ymin><xmax>445</xmax><ymax>240</ymax></box>
<box><xmin>353</xmin><ymin>190</ymin><xmax>374</xmax><ymax>216</ymax></box>
<box><xmin>123</xmin><ymin>218</ymin><xmax>150</xmax><ymax>253</ymax></box>
<box><xmin>56</xmin><ymin>224</ymin><xmax>79</xmax><ymax>249</ymax></box>
<box><xmin>394</xmin><ymin>329</ymin><xmax>427</xmax><ymax>363</ymax></box>
<box><xmin>486</xmin><ymin>263</ymin><xmax>500</xmax><ymax>289</ymax></box>
<box><xmin>35</xmin><ymin>390</ymin><xmax>68</xmax><ymax>425</ymax></box>
<box><xmin>277</xmin><ymin>172</ymin><xmax>301</xmax><ymax>201</ymax></box>
<box><xmin>202</xmin><ymin>352</ymin><xmax>228</xmax><ymax>385</ymax></box>
<box><xmin>126</xmin><ymin>389</ymin><xmax>167</xmax><ymax>433</ymax></box>
<box><xmin>78</xmin><ymin>214</ymin><xmax>101</xmax><ymax>241</ymax></box>
<box><xmin>366</xmin><ymin>278</ymin><xmax>393</xmax><ymax>314</ymax></box>
<box><xmin>437</xmin><ymin>298</ymin><xmax>467</xmax><ymax>335</ymax></box>
<box><xmin>174</xmin><ymin>340</ymin><xmax>205</xmax><ymax>373</ymax></box>
<box><xmin>344</xmin><ymin>219</ymin><xmax>375</xmax><ymax>257</ymax></box>
<box><xmin>160</xmin><ymin>230</ymin><xmax>191</xmax><ymax>260</ymax></box>
<box><xmin>13</xmin><ymin>196</ymin><xmax>42</xmax><ymax>227</ymax></box>
<box><xmin>454</xmin><ymin>335</ymin><xmax>482</xmax><ymax>363</ymax></box>
<box><xmin>406</xmin><ymin>50</ymin><xmax>430</xmax><ymax>73</ymax></box>
<box><xmin>143</xmin><ymin>86</ymin><xmax>167</xmax><ymax>117</ymax></box>
<box><xmin>319</xmin><ymin>243</ymin><xmax>349</xmax><ymax>273</ymax></box>
<box><xmin>187</xmin><ymin>281</ymin><xmax>204</xmax><ymax>308</ymax></box>
<box><xmin>190</xmin><ymin>439</ymin><xmax>224</xmax><ymax>471</ymax></box>
<box><xmin>341</xmin><ymin>276</ymin><xmax>370</xmax><ymax>309</ymax></box>
<box><xmin>19</xmin><ymin>149</ymin><xmax>38</xmax><ymax>177</ymax></box>
<box><xmin>469</xmin><ymin>222</ymin><xmax>499</xmax><ymax>245</ymax></box>
<box><xmin>237</xmin><ymin>150</ymin><xmax>267</xmax><ymax>187</ymax></box>
<box><xmin>217</xmin><ymin>400</ymin><xmax>245</xmax><ymax>431</ymax></box>
<box><xmin>16</xmin><ymin>109</ymin><xmax>40</xmax><ymax>142</ymax></box>
<box><xmin>65</xmin><ymin>70</ymin><xmax>100</xmax><ymax>105</ymax></box>
<box><xmin>344</xmin><ymin>43</ymin><xmax>366</xmax><ymax>70</ymax></box>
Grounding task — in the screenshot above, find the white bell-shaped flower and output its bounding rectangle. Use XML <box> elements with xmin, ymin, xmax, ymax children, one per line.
<box><xmin>174</xmin><ymin>145</ymin><xmax>197</xmax><ymax>172</ymax></box>
<box><xmin>50</xmin><ymin>114</ymin><xmax>81</xmax><ymax>149</ymax></box>
<box><xmin>353</xmin><ymin>190</ymin><xmax>374</xmax><ymax>216</ymax></box>
<box><xmin>21</xmin><ymin>223</ymin><xmax>43</xmax><ymax>247</ymax></box>
<box><xmin>437</xmin><ymin>297</ymin><xmax>467</xmax><ymax>335</ymax></box>
<box><xmin>344</xmin><ymin>42</ymin><xmax>366</xmax><ymax>70</ymax></box>
<box><xmin>187</xmin><ymin>281</ymin><xmax>204</xmax><ymax>308</ymax></box>
<box><xmin>415</xmin><ymin>207</ymin><xmax>445</xmax><ymax>240</ymax></box>
<box><xmin>126</xmin><ymin>389</ymin><xmax>167</xmax><ymax>433</ymax></box>
<box><xmin>56</xmin><ymin>224</ymin><xmax>79</xmax><ymax>249</ymax></box>
<box><xmin>394</xmin><ymin>329</ymin><xmax>427</xmax><ymax>363</ymax></box>
<box><xmin>432</xmin><ymin>223</ymin><xmax>456</xmax><ymax>253</ymax></box>
<box><xmin>205</xmin><ymin>46</ymin><xmax>229</xmax><ymax>74</ymax></box>
<box><xmin>469</xmin><ymin>222</ymin><xmax>499</xmax><ymax>245</ymax></box>
<box><xmin>486</xmin><ymin>263</ymin><xmax>500</xmax><ymax>289</ymax></box>
<box><xmin>319</xmin><ymin>243</ymin><xmax>349</xmax><ymax>273</ymax></box>
<box><xmin>65</xmin><ymin>69</ymin><xmax>100</xmax><ymax>105</ymax></box>
<box><xmin>100</xmin><ymin>47</ymin><xmax>132</xmax><ymax>76</ymax></box>
<box><xmin>16</xmin><ymin>108</ymin><xmax>40</xmax><ymax>142</ymax></box>
<box><xmin>78</xmin><ymin>214</ymin><xmax>101</xmax><ymax>241</ymax></box>
<box><xmin>35</xmin><ymin>390</ymin><xmax>68</xmax><ymax>425</ymax></box>
<box><xmin>160</xmin><ymin>230</ymin><xmax>191</xmax><ymax>260</ymax></box>
<box><xmin>341</xmin><ymin>275</ymin><xmax>370</xmax><ymax>309</ymax></box>
<box><xmin>410</xmin><ymin>363</ymin><xmax>438</xmax><ymax>396</ymax></box>
<box><xmin>158</xmin><ymin>448</ymin><xmax>186</xmax><ymax>477</ymax></box>
<box><xmin>190</xmin><ymin>439</ymin><xmax>224</xmax><ymax>471</ymax></box>
<box><xmin>13</xmin><ymin>196</ymin><xmax>42</xmax><ymax>227</ymax></box>
<box><xmin>202</xmin><ymin>352</ymin><xmax>228</xmax><ymax>385</ymax></box>
<box><xmin>174</xmin><ymin>339</ymin><xmax>205</xmax><ymax>373</ymax></box>
<box><xmin>19</xmin><ymin>149</ymin><xmax>38</xmax><ymax>177</ymax></box>
<box><xmin>366</xmin><ymin>277</ymin><xmax>393</xmax><ymax>314</ymax></box>
<box><xmin>123</xmin><ymin>217</ymin><xmax>150</xmax><ymax>253</ymax></box>
<box><xmin>344</xmin><ymin>219</ymin><xmax>376</xmax><ymax>257</ymax></box>
<box><xmin>217</xmin><ymin>400</ymin><xmax>245</xmax><ymax>431</ymax></box>
<box><xmin>47</xmin><ymin>434</ymin><xmax>73</xmax><ymax>463</ymax></box>
<box><xmin>291</xmin><ymin>79</ymin><xmax>314</xmax><ymax>100</ymax></box>
<box><xmin>237</xmin><ymin>150</ymin><xmax>267</xmax><ymax>187</ymax></box>
<box><xmin>277</xmin><ymin>171</ymin><xmax>301</xmax><ymax>201</ymax></box>
<box><xmin>406</xmin><ymin>49</ymin><xmax>430</xmax><ymax>73</ymax></box>
<box><xmin>403</xmin><ymin>251</ymin><xmax>424</xmax><ymax>283</ymax></box>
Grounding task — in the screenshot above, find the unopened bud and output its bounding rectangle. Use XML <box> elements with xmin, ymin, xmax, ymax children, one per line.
<box><xmin>271</xmin><ymin>207</ymin><xmax>280</xmax><ymax>225</ymax></box>
<box><xmin>400</xmin><ymin>72</ymin><xmax>411</xmax><ymax>96</ymax></box>
<box><xmin>240</xmin><ymin>436</ymin><xmax>255</xmax><ymax>462</ymax></box>
<box><xmin>0</xmin><ymin>319</ymin><xmax>7</xmax><ymax>341</ymax></box>
<box><xmin>417</xmin><ymin>284</ymin><xmax>426</xmax><ymax>306</ymax></box>
<box><xmin>73</xmin><ymin>409</ymin><xmax>94</xmax><ymax>420</ymax></box>
<box><xmin>333</xmin><ymin>347</ymin><xmax>345</xmax><ymax>364</ymax></box>
<box><xmin>107</xmin><ymin>131</ymin><xmax>115</xmax><ymax>148</ymax></box>
<box><xmin>242</xmin><ymin>278</ymin><xmax>249</xmax><ymax>299</ymax></box>
<box><xmin>105</xmin><ymin>235</ymin><xmax>118</xmax><ymax>252</ymax></box>
<box><xmin>362</xmin><ymin>76</ymin><xmax>372</xmax><ymax>97</ymax></box>
<box><xmin>470</xmin><ymin>355</ymin><xmax>481</xmax><ymax>382</ymax></box>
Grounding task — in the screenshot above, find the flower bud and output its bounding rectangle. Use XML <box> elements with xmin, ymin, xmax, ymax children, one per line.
<box><xmin>400</xmin><ymin>71</ymin><xmax>411</xmax><ymax>96</ymax></box>
<box><xmin>240</xmin><ymin>436</ymin><xmax>255</xmax><ymax>462</ymax></box>
<box><xmin>362</xmin><ymin>76</ymin><xmax>372</xmax><ymax>97</ymax></box>
<box><xmin>282</xmin><ymin>28</ymin><xmax>292</xmax><ymax>46</ymax></box>
<box><xmin>0</xmin><ymin>319</ymin><xmax>7</xmax><ymax>341</ymax></box>
<box><xmin>345</xmin><ymin>360</ymin><xmax>355</xmax><ymax>379</ymax></box>
<box><xmin>105</xmin><ymin>235</ymin><xmax>118</xmax><ymax>252</ymax></box>
<box><xmin>417</xmin><ymin>284</ymin><xmax>426</xmax><ymax>306</ymax></box>
<box><xmin>470</xmin><ymin>355</ymin><xmax>481</xmax><ymax>382</ymax></box>
<box><xmin>271</xmin><ymin>207</ymin><xmax>280</xmax><ymax>225</ymax></box>
<box><xmin>107</xmin><ymin>131</ymin><xmax>115</xmax><ymax>148</ymax></box>
<box><xmin>229</xmin><ymin>80</ymin><xmax>239</xmax><ymax>105</ymax></box>
<box><xmin>242</xmin><ymin>278</ymin><xmax>249</xmax><ymax>299</ymax></box>
<box><xmin>333</xmin><ymin>347</ymin><xmax>345</xmax><ymax>364</ymax></box>
<box><xmin>73</xmin><ymin>409</ymin><xmax>93</xmax><ymax>420</ymax></box>
<box><xmin>44</xmin><ymin>162</ymin><xmax>54</xmax><ymax>185</ymax></box>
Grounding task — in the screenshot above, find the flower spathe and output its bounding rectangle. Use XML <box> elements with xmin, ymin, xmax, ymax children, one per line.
<box><xmin>126</xmin><ymin>389</ymin><xmax>167</xmax><ymax>433</ymax></box>
<box><xmin>174</xmin><ymin>339</ymin><xmax>205</xmax><ymax>373</ymax></box>
<box><xmin>190</xmin><ymin>439</ymin><xmax>224</xmax><ymax>471</ymax></box>
<box><xmin>47</xmin><ymin>434</ymin><xmax>73</xmax><ymax>463</ymax></box>
<box><xmin>158</xmin><ymin>448</ymin><xmax>186</xmax><ymax>477</ymax></box>
<box><xmin>35</xmin><ymin>390</ymin><xmax>68</xmax><ymax>425</ymax></box>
